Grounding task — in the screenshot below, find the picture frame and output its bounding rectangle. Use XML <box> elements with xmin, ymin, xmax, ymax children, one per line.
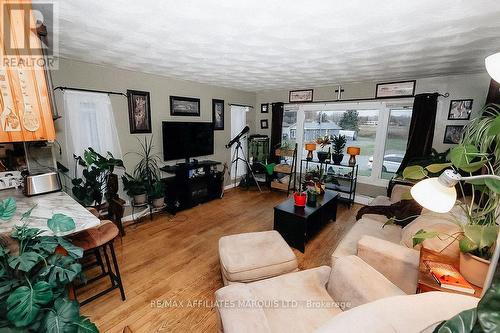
<box><xmin>443</xmin><ymin>125</ymin><xmax>465</xmax><ymax>144</ymax></box>
<box><xmin>261</xmin><ymin>103</ymin><xmax>268</xmax><ymax>113</ymax></box>
<box><xmin>260</xmin><ymin>119</ymin><xmax>268</xmax><ymax>129</ymax></box>
<box><xmin>170</xmin><ymin>96</ymin><xmax>200</xmax><ymax>116</ymax></box>
<box><xmin>375</xmin><ymin>80</ymin><xmax>416</xmax><ymax>99</ymax></box>
<box><xmin>289</xmin><ymin>89</ymin><xmax>313</xmax><ymax>103</ymax></box>
<box><xmin>127</xmin><ymin>90</ymin><xmax>152</xmax><ymax>133</ymax></box>
<box><xmin>212</xmin><ymin>99</ymin><xmax>224</xmax><ymax>130</ymax></box>
<box><xmin>448</xmin><ymin>99</ymin><xmax>473</xmax><ymax>120</ymax></box>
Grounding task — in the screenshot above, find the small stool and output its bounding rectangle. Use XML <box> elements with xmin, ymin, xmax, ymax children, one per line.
<box><xmin>218</xmin><ymin>230</ymin><xmax>298</xmax><ymax>285</ymax></box>
<box><xmin>71</xmin><ymin>220</ymin><xmax>126</xmax><ymax>305</ymax></box>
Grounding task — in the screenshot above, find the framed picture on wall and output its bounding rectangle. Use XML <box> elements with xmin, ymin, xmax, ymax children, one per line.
<box><xmin>260</xmin><ymin>119</ymin><xmax>268</xmax><ymax>129</ymax></box>
<box><xmin>127</xmin><ymin>90</ymin><xmax>152</xmax><ymax>133</ymax></box>
<box><xmin>375</xmin><ymin>80</ymin><xmax>416</xmax><ymax>98</ymax></box>
<box><xmin>261</xmin><ymin>103</ymin><xmax>268</xmax><ymax>113</ymax></box>
<box><xmin>443</xmin><ymin>125</ymin><xmax>465</xmax><ymax>144</ymax></box>
<box><xmin>448</xmin><ymin>99</ymin><xmax>473</xmax><ymax>120</ymax></box>
<box><xmin>289</xmin><ymin>89</ymin><xmax>313</xmax><ymax>103</ymax></box>
<box><xmin>212</xmin><ymin>99</ymin><xmax>224</xmax><ymax>130</ymax></box>
<box><xmin>170</xmin><ymin>96</ymin><xmax>200</xmax><ymax>116</ymax></box>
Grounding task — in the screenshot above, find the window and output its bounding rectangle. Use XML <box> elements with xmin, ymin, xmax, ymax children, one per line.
<box><xmin>284</xmin><ymin>100</ymin><xmax>413</xmax><ymax>185</ymax></box>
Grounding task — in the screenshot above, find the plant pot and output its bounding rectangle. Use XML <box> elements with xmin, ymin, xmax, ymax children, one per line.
<box><xmin>133</xmin><ymin>193</ymin><xmax>147</xmax><ymax>205</ymax></box>
<box><xmin>317</xmin><ymin>151</ymin><xmax>329</xmax><ymax>162</ymax></box>
<box><xmin>331</xmin><ymin>153</ymin><xmax>344</xmax><ymax>165</ymax></box>
<box><xmin>293</xmin><ymin>192</ymin><xmax>306</xmax><ymax>207</ymax></box>
<box><xmin>152</xmin><ymin>197</ymin><xmax>165</xmax><ymax>208</ymax></box>
<box><xmin>459</xmin><ymin>252</ymin><xmax>490</xmax><ymax>287</ymax></box>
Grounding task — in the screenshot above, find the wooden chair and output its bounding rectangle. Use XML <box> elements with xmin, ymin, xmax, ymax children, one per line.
<box><xmin>71</xmin><ymin>220</ymin><xmax>126</xmax><ymax>305</ymax></box>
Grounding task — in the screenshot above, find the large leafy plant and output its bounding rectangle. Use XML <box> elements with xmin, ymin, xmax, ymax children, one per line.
<box><xmin>0</xmin><ymin>197</ymin><xmax>98</xmax><ymax>332</ymax></box>
<box><xmin>433</xmin><ymin>278</ymin><xmax>500</xmax><ymax>333</ymax></box>
<box><xmin>404</xmin><ymin>104</ymin><xmax>500</xmax><ymax>260</ymax></box>
<box><xmin>72</xmin><ymin>148</ymin><xmax>123</xmax><ymax>207</ymax></box>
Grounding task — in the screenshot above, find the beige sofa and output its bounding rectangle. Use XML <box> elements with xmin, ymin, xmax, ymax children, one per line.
<box><xmin>332</xmin><ymin>185</ymin><xmax>465</xmax><ymax>294</ymax></box>
<box><xmin>215</xmin><ymin>255</ymin><xmax>477</xmax><ymax>333</ymax></box>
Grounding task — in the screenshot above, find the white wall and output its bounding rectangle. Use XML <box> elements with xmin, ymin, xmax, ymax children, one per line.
<box><xmin>50</xmin><ymin>58</ymin><xmax>256</xmax><ymax>184</ymax></box>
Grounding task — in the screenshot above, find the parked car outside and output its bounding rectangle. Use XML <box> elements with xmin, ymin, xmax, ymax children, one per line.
<box><xmin>367</xmin><ymin>154</ymin><xmax>404</xmax><ymax>173</ymax></box>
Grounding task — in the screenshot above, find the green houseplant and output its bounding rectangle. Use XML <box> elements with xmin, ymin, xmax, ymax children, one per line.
<box><xmin>72</xmin><ymin>148</ymin><xmax>123</xmax><ymax>207</ymax></box>
<box><xmin>331</xmin><ymin>134</ymin><xmax>347</xmax><ymax>165</ymax></box>
<box><xmin>0</xmin><ymin>197</ymin><xmax>98</xmax><ymax>332</ymax></box>
<box><xmin>148</xmin><ymin>181</ymin><xmax>165</xmax><ymax>208</ymax></box>
<box><xmin>403</xmin><ymin>104</ymin><xmax>500</xmax><ymax>286</ymax></box>
<box><xmin>122</xmin><ymin>173</ymin><xmax>147</xmax><ymax>205</ymax></box>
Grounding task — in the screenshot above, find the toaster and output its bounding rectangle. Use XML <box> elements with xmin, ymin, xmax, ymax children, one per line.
<box><xmin>24</xmin><ymin>172</ymin><xmax>62</xmax><ymax>196</ymax></box>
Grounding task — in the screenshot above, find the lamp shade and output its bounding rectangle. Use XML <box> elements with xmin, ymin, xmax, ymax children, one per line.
<box><xmin>410</xmin><ymin>177</ymin><xmax>457</xmax><ymax>213</ymax></box>
<box><xmin>347</xmin><ymin>146</ymin><xmax>360</xmax><ymax>156</ymax></box>
<box><xmin>305</xmin><ymin>143</ymin><xmax>317</xmax><ymax>151</ymax></box>
<box><xmin>485</xmin><ymin>52</ymin><xmax>500</xmax><ymax>83</ymax></box>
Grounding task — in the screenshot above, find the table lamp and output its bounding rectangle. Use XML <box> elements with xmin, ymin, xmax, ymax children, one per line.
<box><xmin>305</xmin><ymin>143</ymin><xmax>316</xmax><ymax>161</ymax></box>
<box><xmin>485</xmin><ymin>52</ymin><xmax>500</xmax><ymax>83</ymax></box>
<box><xmin>346</xmin><ymin>146</ymin><xmax>360</xmax><ymax>166</ymax></box>
<box><xmin>410</xmin><ymin>169</ymin><xmax>500</xmax><ymax>213</ymax></box>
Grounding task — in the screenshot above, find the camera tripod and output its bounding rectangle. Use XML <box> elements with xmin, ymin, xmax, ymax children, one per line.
<box><xmin>229</xmin><ymin>138</ymin><xmax>262</xmax><ymax>192</ymax></box>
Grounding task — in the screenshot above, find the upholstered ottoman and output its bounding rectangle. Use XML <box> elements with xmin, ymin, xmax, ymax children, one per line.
<box><xmin>218</xmin><ymin>230</ymin><xmax>298</xmax><ymax>285</ymax></box>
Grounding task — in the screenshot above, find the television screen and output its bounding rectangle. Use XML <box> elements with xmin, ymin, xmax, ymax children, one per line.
<box><xmin>162</xmin><ymin>122</ymin><xmax>214</xmax><ymax>161</ymax></box>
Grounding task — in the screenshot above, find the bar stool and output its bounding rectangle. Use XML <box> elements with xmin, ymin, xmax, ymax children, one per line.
<box><xmin>71</xmin><ymin>220</ymin><xmax>126</xmax><ymax>305</ymax></box>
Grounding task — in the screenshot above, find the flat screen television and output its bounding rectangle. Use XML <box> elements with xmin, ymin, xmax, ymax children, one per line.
<box><xmin>162</xmin><ymin>121</ymin><xmax>214</xmax><ymax>161</ymax></box>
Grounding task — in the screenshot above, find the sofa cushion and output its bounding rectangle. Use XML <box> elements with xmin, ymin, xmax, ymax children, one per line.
<box><xmin>313</xmin><ymin>292</ymin><xmax>479</xmax><ymax>333</ymax></box>
<box><xmin>332</xmin><ymin>217</ymin><xmax>402</xmax><ymax>263</ymax></box>
<box><xmin>400</xmin><ymin>213</ymin><xmax>462</xmax><ymax>259</ymax></box>
<box><xmin>219</xmin><ymin>231</ymin><xmax>298</xmax><ymax>284</ymax></box>
<box><xmin>247</xmin><ymin>266</ymin><xmax>342</xmax><ymax>333</ymax></box>
<box><xmin>327</xmin><ymin>256</ymin><xmax>405</xmax><ymax>308</ymax></box>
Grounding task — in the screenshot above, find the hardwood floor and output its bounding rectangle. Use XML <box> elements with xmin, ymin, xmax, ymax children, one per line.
<box><xmin>78</xmin><ymin>189</ymin><xmax>360</xmax><ymax>333</ymax></box>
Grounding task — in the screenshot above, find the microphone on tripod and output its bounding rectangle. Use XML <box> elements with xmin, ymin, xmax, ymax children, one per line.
<box><xmin>225</xmin><ymin>126</ymin><xmax>250</xmax><ymax>148</ymax></box>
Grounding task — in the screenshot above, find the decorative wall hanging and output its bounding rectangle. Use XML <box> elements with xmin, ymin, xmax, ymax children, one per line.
<box><xmin>260</xmin><ymin>119</ymin><xmax>268</xmax><ymax>129</ymax></box>
<box><xmin>443</xmin><ymin>125</ymin><xmax>464</xmax><ymax>144</ymax></box>
<box><xmin>448</xmin><ymin>99</ymin><xmax>473</xmax><ymax>120</ymax></box>
<box><xmin>127</xmin><ymin>90</ymin><xmax>152</xmax><ymax>133</ymax></box>
<box><xmin>375</xmin><ymin>80</ymin><xmax>416</xmax><ymax>98</ymax></box>
<box><xmin>212</xmin><ymin>99</ymin><xmax>224</xmax><ymax>130</ymax></box>
<box><xmin>261</xmin><ymin>103</ymin><xmax>268</xmax><ymax>113</ymax></box>
<box><xmin>289</xmin><ymin>89</ymin><xmax>313</xmax><ymax>103</ymax></box>
<box><xmin>170</xmin><ymin>96</ymin><xmax>200</xmax><ymax>116</ymax></box>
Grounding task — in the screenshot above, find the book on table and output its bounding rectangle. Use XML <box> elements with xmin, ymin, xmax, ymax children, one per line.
<box><xmin>424</xmin><ymin>260</ymin><xmax>475</xmax><ymax>294</ymax></box>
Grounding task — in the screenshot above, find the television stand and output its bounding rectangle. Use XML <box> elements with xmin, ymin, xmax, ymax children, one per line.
<box><xmin>160</xmin><ymin>160</ymin><xmax>223</xmax><ymax>214</ymax></box>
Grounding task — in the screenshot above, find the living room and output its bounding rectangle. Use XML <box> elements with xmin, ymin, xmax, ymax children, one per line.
<box><xmin>0</xmin><ymin>1</ymin><xmax>500</xmax><ymax>332</ymax></box>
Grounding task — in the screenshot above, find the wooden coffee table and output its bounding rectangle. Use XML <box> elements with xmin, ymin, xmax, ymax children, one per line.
<box><xmin>417</xmin><ymin>247</ymin><xmax>483</xmax><ymax>298</ymax></box>
<box><xmin>273</xmin><ymin>190</ymin><xmax>339</xmax><ymax>252</ymax></box>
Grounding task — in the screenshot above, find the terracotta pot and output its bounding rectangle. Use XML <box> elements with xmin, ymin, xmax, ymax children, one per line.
<box><xmin>133</xmin><ymin>193</ymin><xmax>147</xmax><ymax>205</ymax></box>
<box><xmin>152</xmin><ymin>197</ymin><xmax>165</xmax><ymax>208</ymax></box>
<box><xmin>459</xmin><ymin>252</ymin><xmax>490</xmax><ymax>287</ymax></box>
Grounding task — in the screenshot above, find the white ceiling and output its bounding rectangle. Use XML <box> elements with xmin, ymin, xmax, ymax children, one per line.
<box><xmin>42</xmin><ymin>0</ymin><xmax>500</xmax><ymax>92</ymax></box>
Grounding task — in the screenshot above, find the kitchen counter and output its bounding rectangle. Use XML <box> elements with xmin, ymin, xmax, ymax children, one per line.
<box><xmin>0</xmin><ymin>188</ymin><xmax>100</xmax><ymax>236</ymax></box>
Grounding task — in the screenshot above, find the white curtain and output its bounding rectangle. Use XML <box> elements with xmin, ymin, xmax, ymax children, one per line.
<box><xmin>230</xmin><ymin>105</ymin><xmax>249</xmax><ymax>177</ymax></box>
<box><xmin>63</xmin><ymin>91</ymin><xmax>122</xmax><ymax>174</ymax></box>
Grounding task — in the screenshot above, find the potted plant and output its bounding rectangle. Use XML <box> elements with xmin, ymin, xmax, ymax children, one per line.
<box><xmin>0</xmin><ymin>197</ymin><xmax>98</xmax><ymax>332</ymax></box>
<box><xmin>315</xmin><ymin>136</ymin><xmax>331</xmax><ymax>162</ymax></box>
<box><xmin>331</xmin><ymin>134</ymin><xmax>347</xmax><ymax>165</ymax></box>
<box><xmin>149</xmin><ymin>181</ymin><xmax>165</xmax><ymax>208</ymax></box>
<box><xmin>405</xmin><ymin>104</ymin><xmax>500</xmax><ymax>287</ymax></box>
<box><xmin>72</xmin><ymin>148</ymin><xmax>123</xmax><ymax>208</ymax></box>
<box><xmin>122</xmin><ymin>173</ymin><xmax>147</xmax><ymax>205</ymax></box>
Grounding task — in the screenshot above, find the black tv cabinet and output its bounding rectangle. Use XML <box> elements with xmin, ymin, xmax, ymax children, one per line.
<box><xmin>160</xmin><ymin>160</ymin><xmax>223</xmax><ymax>214</ymax></box>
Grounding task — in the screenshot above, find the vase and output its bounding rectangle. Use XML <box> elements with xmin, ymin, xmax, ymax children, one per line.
<box><xmin>133</xmin><ymin>193</ymin><xmax>147</xmax><ymax>205</ymax></box>
<box><xmin>317</xmin><ymin>151</ymin><xmax>329</xmax><ymax>162</ymax></box>
<box><xmin>152</xmin><ymin>197</ymin><xmax>165</xmax><ymax>208</ymax></box>
<box><xmin>293</xmin><ymin>192</ymin><xmax>306</xmax><ymax>207</ymax></box>
<box><xmin>331</xmin><ymin>154</ymin><xmax>343</xmax><ymax>165</ymax></box>
<box><xmin>306</xmin><ymin>191</ymin><xmax>317</xmax><ymax>207</ymax></box>
<box><xmin>459</xmin><ymin>252</ymin><xmax>490</xmax><ymax>287</ymax></box>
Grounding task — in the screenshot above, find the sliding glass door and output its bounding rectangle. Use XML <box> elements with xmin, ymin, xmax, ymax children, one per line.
<box><xmin>283</xmin><ymin>99</ymin><xmax>413</xmax><ymax>186</ymax></box>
